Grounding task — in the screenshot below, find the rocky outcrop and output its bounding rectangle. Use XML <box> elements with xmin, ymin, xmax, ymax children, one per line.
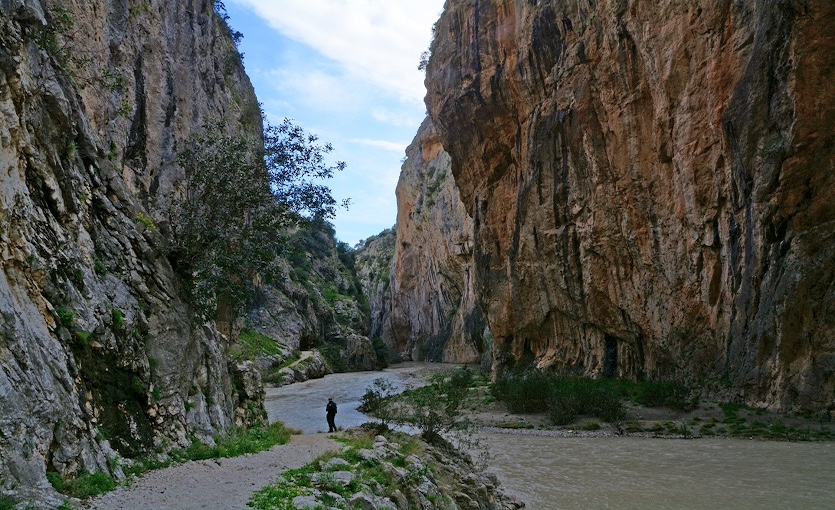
<box><xmin>1</xmin><ymin>0</ymin><xmax>263</xmax><ymax>501</ymax></box>
<box><xmin>386</xmin><ymin>119</ymin><xmax>486</xmax><ymax>363</ymax></box>
<box><xmin>246</xmin><ymin>222</ymin><xmax>381</xmax><ymax>376</ymax></box>
<box><xmin>423</xmin><ymin>0</ymin><xmax>834</xmax><ymax>411</ymax></box>
<box><xmin>269</xmin><ymin>428</ymin><xmax>525</xmax><ymax>509</ymax></box>
<box><xmin>355</xmin><ymin>228</ymin><xmax>396</xmax><ymax>353</ymax></box>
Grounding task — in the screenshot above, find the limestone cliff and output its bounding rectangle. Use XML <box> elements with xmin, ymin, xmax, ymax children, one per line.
<box><xmin>386</xmin><ymin>118</ymin><xmax>486</xmax><ymax>363</ymax></box>
<box><xmin>247</xmin><ymin>222</ymin><xmax>381</xmax><ymax>378</ymax></box>
<box><xmin>1</xmin><ymin>0</ymin><xmax>263</xmax><ymax>501</ymax></box>
<box><xmin>423</xmin><ymin>0</ymin><xmax>834</xmax><ymax>412</ymax></box>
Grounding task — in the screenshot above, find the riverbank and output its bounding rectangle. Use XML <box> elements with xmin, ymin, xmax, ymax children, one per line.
<box><xmin>461</xmin><ymin>373</ymin><xmax>834</xmax><ymax>441</ymax></box>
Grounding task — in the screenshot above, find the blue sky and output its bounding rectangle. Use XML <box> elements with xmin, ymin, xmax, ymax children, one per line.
<box><xmin>225</xmin><ymin>1</ymin><xmax>446</xmax><ymax>246</ymax></box>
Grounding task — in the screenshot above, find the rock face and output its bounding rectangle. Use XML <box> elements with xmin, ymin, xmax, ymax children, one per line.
<box><xmin>423</xmin><ymin>0</ymin><xmax>834</xmax><ymax>411</ymax></box>
<box><xmin>355</xmin><ymin>228</ymin><xmax>396</xmax><ymax>352</ymax></box>
<box><xmin>247</xmin><ymin>223</ymin><xmax>381</xmax><ymax>376</ymax></box>
<box><xmin>1</xmin><ymin>0</ymin><xmax>263</xmax><ymax>500</ymax></box>
<box><xmin>386</xmin><ymin>119</ymin><xmax>486</xmax><ymax>363</ymax></box>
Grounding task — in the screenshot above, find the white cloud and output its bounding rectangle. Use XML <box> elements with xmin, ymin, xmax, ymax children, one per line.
<box><xmin>349</xmin><ymin>139</ymin><xmax>407</xmax><ymax>152</ymax></box>
<box><xmin>372</xmin><ymin>107</ymin><xmax>425</xmax><ymax>128</ymax></box>
<box><xmin>231</xmin><ymin>0</ymin><xmax>444</xmax><ymax>103</ymax></box>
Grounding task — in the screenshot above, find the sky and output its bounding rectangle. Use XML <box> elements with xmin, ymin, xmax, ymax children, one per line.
<box><xmin>225</xmin><ymin>0</ymin><xmax>446</xmax><ymax>246</ymax></box>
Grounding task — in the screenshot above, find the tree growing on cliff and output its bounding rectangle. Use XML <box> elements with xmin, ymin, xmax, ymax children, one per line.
<box><xmin>169</xmin><ymin>119</ymin><xmax>347</xmax><ymax>323</ymax></box>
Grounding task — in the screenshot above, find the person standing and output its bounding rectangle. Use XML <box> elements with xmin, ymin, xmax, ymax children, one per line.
<box><xmin>326</xmin><ymin>397</ymin><xmax>337</xmax><ymax>433</ymax></box>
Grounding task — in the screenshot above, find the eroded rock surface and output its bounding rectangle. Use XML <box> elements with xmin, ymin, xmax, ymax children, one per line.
<box><xmin>1</xmin><ymin>0</ymin><xmax>263</xmax><ymax>501</ymax></box>
<box><xmin>422</xmin><ymin>0</ymin><xmax>834</xmax><ymax>411</ymax></box>
<box><xmin>387</xmin><ymin>119</ymin><xmax>486</xmax><ymax>363</ymax></box>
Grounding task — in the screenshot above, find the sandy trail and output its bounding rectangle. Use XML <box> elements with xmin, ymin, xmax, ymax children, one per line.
<box><xmin>87</xmin><ymin>434</ymin><xmax>338</xmax><ymax>510</ymax></box>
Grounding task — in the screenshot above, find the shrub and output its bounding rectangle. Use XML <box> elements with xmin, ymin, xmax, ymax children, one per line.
<box><xmin>360</xmin><ymin>378</ymin><xmax>398</xmax><ymax>427</ymax></box>
<box><xmin>491</xmin><ymin>371</ymin><xmax>552</xmax><ymax>413</ymax></box>
<box><xmin>56</xmin><ymin>306</ymin><xmax>76</xmax><ymax>327</ymax></box>
<box><xmin>634</xmin><ymin>381</ymin><xmax>691</xmax><ymax>410</ymax></box>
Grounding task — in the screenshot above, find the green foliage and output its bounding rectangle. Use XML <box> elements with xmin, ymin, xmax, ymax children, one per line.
<box><xmin>360</xmin><ymin>378</ymin><xmax>398</xmax><ymax>427</ymax></box>
<box><xmin>632</xmin><ymin>381</ymin><xmax>690</xmax><ymax>409</ymax></box>
<box><xmin>0</xmin><ymin>494</ymin><xmax>17</xmax><ymax>510</ymax></box>
<box><xmin>168</xmin><ymin>119</ymin><xmax>346</xmax><ymax>322</ymax></box>
<box><xmin>56</xmin><ymin>306</ymin><xmax>76</xmax><ymax>327</ymax></box>
<box><xmin>232</xmin><ymin>329</ymin><xmax>283</xmax><ymax>360</ymax></box>
<box><xmin>111</xmin><ymin>308</ymin><xmax>125</xmax><ymax>329</ymax></box>
<box><xmin>47</xmin><ymin>471</ymin><xmax>115</xmax><ymax>499</ymax></box>
<box><xmin>94</xmin><ymin>260</ymin><xmax>108</xmax><ymax>276</ymax></box>
<box><xmin>117</xmin><ymin>98</ymin><xmax>132</xmax><ymax>118</ymax></box>
<box><xmin>100</xmin><ymin>67</ymin><xmax>126</xmax><ymax>91</ymax></box>
<box><xmin>546</xmin><ymin>378</ymin><xmax>625</xmax><ymax>425</ymax></box>
<box><xmin>492</xmin><ymin>371</ymin><xmax>694</xmax><ymax>426</ymax></box>
<box><xmin>32</xmin><ymin>7</ymin><xmax>83</xmax><ymax>74</ymax></box>
<box><xmin>134</xmin><ymin>212</ymin><xmax>156</xmax><ymax>229</ymax></box>
<box><xmin>389</xmin><ymin>368</ymin><xmax>473</xmax><ymax>439</ymax></box>
<box><xmin>173</xmin><ymin>422</ymin><xmax>294</xmax><ymax>462</ymax></box>
<box><xmin>318</xmin><ymin>342</ymin><xmax>349</xmax><ymax>373</ymax></box>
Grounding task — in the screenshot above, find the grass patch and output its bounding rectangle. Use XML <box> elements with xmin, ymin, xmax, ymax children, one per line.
<box><xmin>231</xmin><ymin>329</ymin><xmax>284</xmax><ymax>360</ymax></box>
<box><xmin>47</xmin><ymin>470</ymin><xmax>116</xmax><ymax>499</ymax></box>
<box><xmin>174</xmin><ymin>422</ymin><xmax>295</xmax><ymax>461</ymax></box>
<box><xmin>0</xmin><ymin>495</ymin><xmax>17</xmax><ymax>510</ymax></box>
<box><xmin>124</xmin><ymin>422</ymin><xmax>297</xmax><ymax>478</ymax></box>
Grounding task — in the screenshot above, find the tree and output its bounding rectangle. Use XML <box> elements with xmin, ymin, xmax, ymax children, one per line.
<box><xmin>169</xmin><ymin>119</ymin><xmax>346</xmax><ymax>323</ymax></box>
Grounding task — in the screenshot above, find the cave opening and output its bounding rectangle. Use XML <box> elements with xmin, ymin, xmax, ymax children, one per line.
<box><xmin>603</xmin><ymin>335</ymin><xmax>618</xmax><ymax>378</ymax></box>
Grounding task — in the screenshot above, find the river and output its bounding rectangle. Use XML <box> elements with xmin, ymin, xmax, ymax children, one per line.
<box><xmin>265</xmin><ymin>363</ymin><xmax>835</xmax><ymax>509</ymax></box>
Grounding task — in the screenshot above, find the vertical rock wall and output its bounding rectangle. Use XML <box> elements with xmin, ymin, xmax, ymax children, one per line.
<box><xmin>1</xmin><ymin>0</ymin><xmax>263</xmax><ymax>500</ymax></box>
<box><xmin>389</xmin><ymin>118</ymin><xmax>485</xmax><ymax>363</ymax></box>
<box><xmin>423</xmin><ymin>0</ymin><xmax>834</xmax><ymax>411</ymax></box>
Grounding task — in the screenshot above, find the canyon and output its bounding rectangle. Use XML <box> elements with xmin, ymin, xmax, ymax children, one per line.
<box><xmin>1</xmin><ymin>0</ymin><xmax>834</xmax><ymax>506</ymax></box>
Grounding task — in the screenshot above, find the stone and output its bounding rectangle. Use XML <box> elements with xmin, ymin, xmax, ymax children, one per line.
<box><xmin>322</xmin><ymin>457</ymin><xmax>351</xmax><ymax>471</ymax></box>
<box><xmin>0</xmin><ymin>1</ymin><xmax>266</xmax><ymax>500</ymax></box>
<box><xmin>416</xmin><ymin>0</ymin><xmax>834</xmax><ymax>413</ymax></box>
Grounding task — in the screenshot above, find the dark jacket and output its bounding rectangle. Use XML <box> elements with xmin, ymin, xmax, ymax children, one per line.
<box><xmin>326</xmin><ymin>401</ymin><xmax>337</xmax><ymax>416</ymax></box>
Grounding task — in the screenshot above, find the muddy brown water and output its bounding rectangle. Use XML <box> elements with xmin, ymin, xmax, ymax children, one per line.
<box><xmin>266</xmin><ymin>363</ymin><xmax>835</xmax><ymax>509</ymax></box>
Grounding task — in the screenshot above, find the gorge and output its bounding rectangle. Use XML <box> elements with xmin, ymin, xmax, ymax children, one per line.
<box><xmin>1</xmin><ymin>0</ymin><xmax>833</xmax><ymax>507</ymax></box>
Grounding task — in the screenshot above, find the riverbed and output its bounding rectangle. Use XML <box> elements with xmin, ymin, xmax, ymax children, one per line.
<box><xmin>266</xmin><ymin>363</ymin><xmax>835</xmax><ymax>509</ymax></box>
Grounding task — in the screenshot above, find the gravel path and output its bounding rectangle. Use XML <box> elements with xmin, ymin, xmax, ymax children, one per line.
<box><xmin>87</xmin><ymin>434</ymin><xmax>338</xmax><ymax>510</ymax></box>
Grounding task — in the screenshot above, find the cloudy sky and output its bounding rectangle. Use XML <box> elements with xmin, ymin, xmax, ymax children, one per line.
<box><xmin>226</xmin><ymin>0</ymin><xmax>446</xmax><ymax>245</ymax></box>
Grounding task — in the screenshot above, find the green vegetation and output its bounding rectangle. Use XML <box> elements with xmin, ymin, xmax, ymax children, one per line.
<box><xmin>94</xmin><ymin>260</ymin><xmax>107</xmax><ymax>276</ymax></box>
<box><xmin>0</xmin><ymin>495</ymin><xmax>17</xmax><ymax>510</ymax></box>
<box><xmin>492</xmin><ymin>371</ymin><xmax>694</xmax><ymax>426</ymax></box>
<box><xmin>47</xmin><ymin>470</ymin><xmax>115</xmax><ymax>499</ymax></box>
<box><xmin>124</xmin><ymin>422</ymin><xmax>296</xmax><ymax>478</ymax></box>
<box><xmin>134</xmin><ymin>212</ymin><xmax>156</xmax><ymax>230</ymax></box>
<box><xmin>32</xmin><ymin>7</ymin><xmax>88</xmax><ymax>76</ymax></box>
<box><xmin>231</xmin><ymin>329</ymin><xmax>284</xmax><ymax>360</ymax></box>
<box><xmin>56</xmin><ymin>306</ymin><xmax>76</xmax><ymax>327</ymax></box>
<box><xmin>249</xmin><ymin>429</ymin><xmax>420</xmax><ymax>510</ymax></box>
<box><xmin>168</xmin><ymin>119</ymin><xmax>346</xmax><ymax>323</ymax></box>
<box><xmin>364</xmin><ymin>367</ymin><xmax>476</xmax><ymax>443</ymax></box>
<box><xmin>100</xmin><ymin>67</ymin><xmax>126</xmax><ymax>91</ymax></box>
<box><xmin>111</xmin><ymin>308</ymin><xmax>125</xmax><ymax>329</ymax></box>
